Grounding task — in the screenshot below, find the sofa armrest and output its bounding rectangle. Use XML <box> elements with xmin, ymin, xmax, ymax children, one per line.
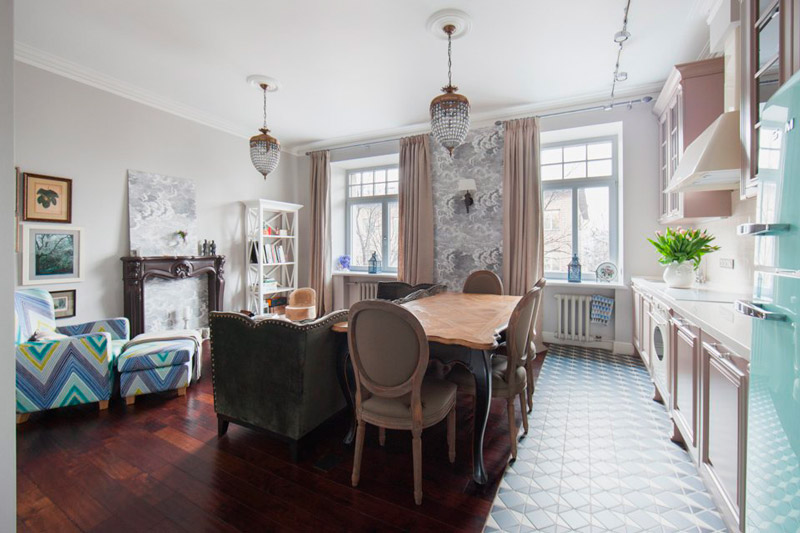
<box><xmin>57</xmin><ymin>317</ymin><xmax>130</xmax><ymax>341</ymax></box>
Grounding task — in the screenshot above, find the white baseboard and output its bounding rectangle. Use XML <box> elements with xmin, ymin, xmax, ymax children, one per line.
<box><xmin>543</xmin><ymin>331</ymin><xmax>634</xmax><ymax>355</ymax></box>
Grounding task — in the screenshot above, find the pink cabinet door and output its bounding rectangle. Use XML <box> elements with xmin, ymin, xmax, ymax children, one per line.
<box><xmin>702</xmin><ymin>339</ymin><xmax>747</xmax><ymax>528</ymax></box>
<box><xmin>671</xmin><ymin>317</ymin><xmax>698</xmax><ymax>448</ymax></box>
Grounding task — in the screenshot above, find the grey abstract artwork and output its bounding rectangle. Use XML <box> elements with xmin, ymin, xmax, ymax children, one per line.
<box><xmin>431</xmin><ymin>125</ymin><xmax>504</xmax><ymax>290</ymax></box>
<box><xmin>127</xmin><ymin>169</ymin><xmax>206</xmax><ymax>332</ymax></box>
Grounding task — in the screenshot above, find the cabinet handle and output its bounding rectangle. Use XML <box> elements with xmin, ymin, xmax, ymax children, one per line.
<box><xmin>734</xmin><ymin>300</ymin><xmax>787</xmax><ymax>321</ymax></box>
<box><xmin>736</xmin><ymin>223</ymin><xmax>791</xmax><ymax>236</ymax></box>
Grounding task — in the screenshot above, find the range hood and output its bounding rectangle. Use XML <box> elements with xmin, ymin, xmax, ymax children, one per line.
<box><xmin>665</xmin><ymin>110</ymin><xmax>742</xmax><ymax>193</ymax></box>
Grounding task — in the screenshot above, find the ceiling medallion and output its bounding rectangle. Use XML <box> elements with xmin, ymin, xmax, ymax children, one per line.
<box><xmin>428</xmin><ymin>10</ymin><xmax>472</xmax><ymax>156</ymax></box>
<box><xmin>247</xmin><ymin>75</ymin><xmax>281</xmax><ymax>179</ymax></box>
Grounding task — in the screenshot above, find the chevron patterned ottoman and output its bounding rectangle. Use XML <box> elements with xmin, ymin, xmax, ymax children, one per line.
<box><xmin>118</xmin><ymin>339</ymin><xmax>195</xmax><ymax>405</ymax></box>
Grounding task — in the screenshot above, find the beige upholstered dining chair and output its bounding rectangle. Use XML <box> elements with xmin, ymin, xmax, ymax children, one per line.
<box><xmin>463</xmin><ymin>269</ymin><xmax>504</xmax><ymax>295</ymax></box>
<box><xmin>523</xmin><ymin>278</ymin><xmax>546</xmax><ymax>410</ymax></box>
<box><xmin>285</xmin><ymin>287</ymin><xmax>317</xmax><ymax>321</ymax></box>
<box><xmin>348</xmin><ymin>300</ymin><xmax>457</xmax><ymax>505</ymax></box>
<box><xmin>447</xmin><ymin>286</ymin><xmax>540</xmax><ymax>460</ymax></box>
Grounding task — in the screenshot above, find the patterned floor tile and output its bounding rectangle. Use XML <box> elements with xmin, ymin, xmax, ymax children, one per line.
<box><xmin>487</xmin><ymin>345</ymin><xmax>727</xmax><ymax>532</ymax></box>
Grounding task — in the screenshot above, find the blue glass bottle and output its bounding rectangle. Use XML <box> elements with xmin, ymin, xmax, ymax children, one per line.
<box><xmin>368</xmin><ymin>251</ymin><xmax>381</xmax><ymax>274</ymax></box>
<box><xmin>568</xmin><ymin>254</ymin><xmax>582</xmax><ymax>283</ymax></box>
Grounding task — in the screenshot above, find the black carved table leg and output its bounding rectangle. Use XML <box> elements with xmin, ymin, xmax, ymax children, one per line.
<box><xmin>335</xmin><ymin>334</ymin><xmax>356</xmax><ymax>445</ymax></box>
<box><xmin>430</xmin><ymin>343</ymin><xmax>493</xmax><ymax>485</ymax></box>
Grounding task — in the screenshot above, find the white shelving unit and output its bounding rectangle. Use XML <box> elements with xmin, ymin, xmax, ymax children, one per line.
<box><xmin>243</xmin><ymin>199</ymin><xmax>303</xmax><ymax>315</ymax></box>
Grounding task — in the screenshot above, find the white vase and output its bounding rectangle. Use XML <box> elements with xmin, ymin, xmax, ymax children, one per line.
<box><xmin>663</xmin><ymin>261</ymin><xmax>694</xmax><ymax>288</ymax></box>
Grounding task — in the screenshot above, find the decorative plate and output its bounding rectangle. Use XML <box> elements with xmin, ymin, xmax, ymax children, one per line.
<box><xmin>596</xmin><ymin>262</ymin><xmax>618</xmax><ymax>282</ymax></box>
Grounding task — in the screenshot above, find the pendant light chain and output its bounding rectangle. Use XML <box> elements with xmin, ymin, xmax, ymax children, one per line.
<box><xmin>447</xmin><ymin>31</ymin><xmax>453</xmax><ymax>88</ymax></box>
<box><xmin>262</xmin><ymin>84</ymin><xmax>268</xmax><ymax>131</ymax></box>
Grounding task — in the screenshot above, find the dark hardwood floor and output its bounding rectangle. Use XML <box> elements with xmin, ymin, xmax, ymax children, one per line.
<box><xmin>17</xmin><ymin>351</ymin><xmax>546</xmax><ymax>532</ymax></box>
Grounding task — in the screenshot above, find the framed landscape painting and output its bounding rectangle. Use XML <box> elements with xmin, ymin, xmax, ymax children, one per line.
<box><xmin>23</xmin><ymin>173</ymin><xmax>72</xmax><ymax>223</ymax></box>
<box><xmin>21</xmin><ymin>224</ymin><xmax>84</xmax><ymax>285</ymax></box>
<box><xmin>50</xmin><ymin>289</ymin><xmax>76</xmax><ymax>319</ymax></box>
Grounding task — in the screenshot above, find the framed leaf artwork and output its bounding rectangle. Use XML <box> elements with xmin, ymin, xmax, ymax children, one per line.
<box><xmin>23</xmin><ymin>173</ymin><xmax>72</xmax><ymax>223</ymax></box>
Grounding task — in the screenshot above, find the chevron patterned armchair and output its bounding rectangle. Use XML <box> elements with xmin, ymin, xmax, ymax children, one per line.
<box><xmin>14</xmin><ymin>288</ymin><xmax>130</xmax><ymax>422</ymax></box>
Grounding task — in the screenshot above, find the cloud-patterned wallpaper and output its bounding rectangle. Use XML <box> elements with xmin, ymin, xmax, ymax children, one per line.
<box><xmin>431</xmin><ymin>125</ymin><xmax>504</xmax><ymax>290</ymax></box>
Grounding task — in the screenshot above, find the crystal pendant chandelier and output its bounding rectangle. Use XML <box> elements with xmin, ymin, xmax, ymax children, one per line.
<box><xmin>430</xmin><ymin>23</ymin><xmax>470</xmax><ymax>156</ymax></box>
<box><xmin>249</xmin><ymin>78</ymin><xmax>280</xmax><ymax>179</ymax></box>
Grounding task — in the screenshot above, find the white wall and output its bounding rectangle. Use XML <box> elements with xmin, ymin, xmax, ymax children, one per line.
<box><xmin>695</xmin><ymin>192</ymin><xmax>756</xmax><ymax>290</ymax></box>
<box><xmin>14</xmin><ymin>63</ymin><xmax>304</xmax><ymax>321</ymax></box>
<box><xmin>539</xmin><ymin>103</ymin><xmax>663</xmax><ymax>348</ymax></box>
<box><xmin>0</xmin><ymin>0</ymin><xmax>17</xmax><ymax>526</ymax></box>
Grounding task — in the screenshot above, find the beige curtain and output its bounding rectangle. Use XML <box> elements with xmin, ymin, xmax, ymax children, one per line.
<box><xmin>398</xmin><ymin>135</ymin><xmax>434</xmax><ymax>285</ymax></box>
<box><xmin>309</xmin><ymin>150</ymin><xmax>332</xmax><ymax>316</ymax></box>
<box><xmin>503</xmin><ymin>117</ymin><xmax>544</xmax><ymax>346</ymax></box>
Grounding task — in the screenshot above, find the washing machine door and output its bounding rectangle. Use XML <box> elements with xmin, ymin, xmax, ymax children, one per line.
<box><xmin>652</xmin><ymin>324</ymin><xmax>666</xmax><ymax>363</ymax></box>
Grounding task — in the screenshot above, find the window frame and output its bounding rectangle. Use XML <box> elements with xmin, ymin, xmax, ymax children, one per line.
<box><xmin>345</xmin><ymin>164</ymin><xmax>399</xmax><ymax>272</ymax></box>
<box><xmin>541</xmin><ymin>135</ymin><xmax>619</xmax><ymax>280</ymax></box>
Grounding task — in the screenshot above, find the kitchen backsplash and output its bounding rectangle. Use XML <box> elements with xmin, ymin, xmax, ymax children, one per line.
<box><xmin>695</xmin><ymin>192</ymin><xmax>756</xmax><ymax>290</ymax></box>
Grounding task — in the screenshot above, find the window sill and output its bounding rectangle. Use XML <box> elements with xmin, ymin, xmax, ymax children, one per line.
<box><xmin>545</xmin><ymin>279</ymin><xmax>628</xmax><ymax>290</ymax></box>
<box><xmin>331</xmin><ymin>271</ymin><xmax>398</xmax><ymax>280</ymax></box>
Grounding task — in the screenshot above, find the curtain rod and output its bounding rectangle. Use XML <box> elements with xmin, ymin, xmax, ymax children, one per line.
<box><xmin>304</xmin><ymin>96</ymin><xmax>653</xmax><ymax>156</ymax></box>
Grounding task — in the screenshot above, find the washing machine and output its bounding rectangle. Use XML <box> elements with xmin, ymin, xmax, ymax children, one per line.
<box><xmin>649</xmin><ymin>298</ymin><xmax>671</xmax><ymax>405</ymax></box>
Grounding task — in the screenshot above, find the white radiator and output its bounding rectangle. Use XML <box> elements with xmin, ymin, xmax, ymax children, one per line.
<box><xmin>555</xmin><ymin>294</ymin><xmax>592</xmax><ymax>342</ymax></box>
<box><xmin>357</xmin><ymin>281</ymin><xmax>379</xmax><ymax>301</ymax></box>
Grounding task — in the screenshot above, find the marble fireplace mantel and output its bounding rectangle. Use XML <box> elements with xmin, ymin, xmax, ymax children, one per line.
<box><xmin>121</xmin><ymin>255</ymin><xmax>225</xmax><ymax>337</ymax></box>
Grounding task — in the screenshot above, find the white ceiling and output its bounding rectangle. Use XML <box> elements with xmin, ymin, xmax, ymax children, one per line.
<box><xmin>14</xmin><ymin>1</ymin><xmax>711</xmax><ymax>152</ymax></box>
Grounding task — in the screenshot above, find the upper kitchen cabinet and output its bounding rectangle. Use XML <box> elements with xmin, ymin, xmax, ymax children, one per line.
<box><xmin>740</xmin><ymin>0</ymin><xmax>800</xmax><ymax>198</ymax></box>
<box><xmin>653</xmin><ymin>58</ymin><xmax>732</xmax><ymax>224</ymax></box>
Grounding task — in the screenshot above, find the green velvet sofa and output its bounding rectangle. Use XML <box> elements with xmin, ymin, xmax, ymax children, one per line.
<box><xmin>209</xmin><ymin>310</ymin><xmax>348</xmax><ymax>460</ymax></box>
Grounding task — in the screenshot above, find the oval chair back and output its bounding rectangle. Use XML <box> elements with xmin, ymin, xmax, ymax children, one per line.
<box><xmin>528</xmin><ymin>278</ymin><xmax>547</xmax><ymax>354</ymax></box>
<box><xmin>463</xmin><ymin>270</ymin><xmax>503</xmax><ymax>295</ymax></box>
<box><xmin>505</xmin><ymin>286</ymin><xmax>543</xmax><ymax>388</ymax></box>
<box><xmin>348</xmin><ymin>300</ymin><xmax>429</xmax><ymax>421</ymax></box>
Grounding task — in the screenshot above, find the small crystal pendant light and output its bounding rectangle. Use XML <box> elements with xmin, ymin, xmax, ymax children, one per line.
<box><xmin>248</xmin><ymin>76</ymin><xmax>280</xmax><ymax>179</ymax></box>
<box><xmin>430</xmin><ymin>23</ymin><xmax>470</xmax><ymax>156</ymax></box>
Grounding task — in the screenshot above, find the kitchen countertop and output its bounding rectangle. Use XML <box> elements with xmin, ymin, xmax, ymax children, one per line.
<box><xmin>632</xmin><ymin>277</ymin><xmax>752</xmax><ymax>360</ymax></box>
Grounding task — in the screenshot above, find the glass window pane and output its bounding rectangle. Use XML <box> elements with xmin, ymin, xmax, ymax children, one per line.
<box><xmin>349</xmin><ymin>173</ymin><xmax>361</xmax><ymax>185</ymax></box>
<box><xmin>362</xmin><ymin>171</ymin><xmax>374</xmax><ymax>184</ymax></box>
<box><xmin>563</xmin><ymin>162</ymin><xmax>587</xmax><ymax>179</ymax></box>
<box><xmin>587</xmin><ymin>142</ymin><xmax>612</xmax><ymax>160</ymax></box>
<box><xmin>374</xmin><ymin>169</ymin><xmax>386</xmax><ymax>183</ymax></box>
<box><xmin>540</xmin><ymin>148</ymin><xmax>562</xmax><ymax>165</ymax></box>
<box><xmin>577</xmin><ymin>186</ymin><xmax>610</xmax><ymax>275</ymax></box>
<box><xmin>387</xmin><ymin>168</ymin><xmax>399</xmax><ymax>182</ymax></box>
<box><xmin>563</xmin><ymin>144</ymin><xmax>586</xmax><ymax>162</ymax></box>
<box><xmin>362</xmin><ymin>184</ymin><xmax>374</xmax><ymax>196</ymax></box>
<box><xmin>349</xmin><ymin>186</ymin><xmax>361</xmax><ymax>198</ymax></box>
<box><xmin>388</xmin><ymin>201</ymin><xmax>398</xmax><ymax>268</ymax></box>
<box><xmin>374</xmin><ymin>182</ymin><xmax>386</xmax><ymax>196</ymax></box>
<box><xmin>758</xmin><ymin>9</ymin><xmax>780</xmax><ymax>70</ymax></box>
<box><xmin>587</xmin><ymin>159</ymin><xmax>613</xmax><ymax>177</ymax></box>
<box><xmin>387</xmin><ymin>181</ymin><xmax>399</xmax><ymax>195</ymax></box>
<box><xmin>756</xmin><ymin>61</ymin><xmax>780</xmax><ymax>121</ymax></box>
<box><xmin>349</xmin><ymin>203</ymin><xmax>383</xmax><ymax>267</ymax></box>
<box><xmin>541</xmin><ymin>164</ymin><xmax>562</xmax><ymax>181</ymax></box>
<box><xmin>543</xmin><ymin>189</ymin><xmax>573</xmax><ymax>274</ymax></box>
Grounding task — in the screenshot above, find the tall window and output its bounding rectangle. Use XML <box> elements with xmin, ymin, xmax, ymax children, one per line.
<box><xmin>346</xmin><ymin>165</ymin><xmax>399</xmax><ymax>271</ymax></box>
<box><xmin>541</xmin><ymin>136</ymin><xmax>619</xmax><ymax>279</ymax></box>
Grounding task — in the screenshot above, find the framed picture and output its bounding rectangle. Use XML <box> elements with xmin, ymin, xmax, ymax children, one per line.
<box><xmin>23</xmin><ymin>173</ymin><xmax>72</xmax><ymax>223</ymax></box>
<box><xmin>21</xmin><ymin>224</ymin><xmax>84</xmax><ymax>285</ymax></box>
<box><xmin>50</xmin><ymin>290</ymin><xmax>76</xmax><ymax>319</ymax></box>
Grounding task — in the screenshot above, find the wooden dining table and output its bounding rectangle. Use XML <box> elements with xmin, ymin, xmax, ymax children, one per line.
<box><xmin>332</xmin><ymin>291</ymin><xmax>521</xmax><ymax>485</ymax></box>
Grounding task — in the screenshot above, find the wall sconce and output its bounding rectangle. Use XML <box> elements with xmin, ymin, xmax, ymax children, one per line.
<box><xmin>458</xmin><ymin>179</ymin><xmax>476</xmax><ymax>213</ymax></box>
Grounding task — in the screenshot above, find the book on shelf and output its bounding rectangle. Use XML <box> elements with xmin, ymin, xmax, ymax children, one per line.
<box><xmin>249</xmin><ymin>241</ymin><xmax>289</xmax><ymax>265</ymax></box>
